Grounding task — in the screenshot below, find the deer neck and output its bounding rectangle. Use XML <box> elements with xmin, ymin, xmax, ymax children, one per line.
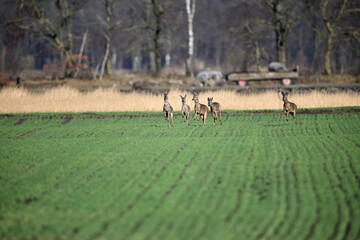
<box><xmin>283</xmin><ymin>99</ymin><xmax>291</xmax><ymax>108</ymax></box>
<box><xmin>194</xmin><ymin>100</ymin><xmax>200</xmax><ymax>108</ymax></box>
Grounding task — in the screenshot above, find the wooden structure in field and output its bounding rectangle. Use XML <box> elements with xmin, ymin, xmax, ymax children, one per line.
<box><xmin>226</xmin><ymin>69</ymin><xmax>299</xmax><ymax>86</ymax></box>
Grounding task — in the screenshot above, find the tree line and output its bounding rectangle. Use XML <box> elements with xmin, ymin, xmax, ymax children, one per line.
<box><xmin>0</xmin><ymin>0</ymin><xmax>359</xmax><ymax>79</ymax></box>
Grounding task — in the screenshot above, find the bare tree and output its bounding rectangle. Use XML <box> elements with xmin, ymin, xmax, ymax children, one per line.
<box><xmin>73</xmin><ymin>29</ymin><xmax>88</xmax><ymax>78</ymax></box>
<box><xmin>126</xmin><ymin>0</ymin><xmax>165</xmax><ymax>76</ymax></box>
<box><xmin>320</xmin><ymin>0</ymin><xmax>360</xmax><ymax>74</ymax></box>
<box><xmin>151</xmin><ymin>0</ymin><xmax>164</xmax><ymax>76</ymax></box>
<box><xmin>1</xmin><ymin>0</ymin><xmax>25</xmax><ymax>73</ymax></box>
<box><xmin>185</xmin><ymin>0</ymin><xmax>195</xmax><ymax>76</ymax></box>
<box><xmin>101</xmin><ymin>0</ymin><xmax>116</xmax><ymax>76</ymax></box>
<box><xmin>263</xmin><ymin>0</ymin><xmax>300</xmax><ymax>65</ymax></box>
<box><xmin>18</xmin><ymin>0</ymin><xmax>86</xmax><ymax>78</ymax></box>
<box><xmin>302</xmin><ymin>0</ymin><xmax>322</xmax><ymax>73</ymax></box>
<box><xmin>1</xmin><ymin>0</ymin><xmax>359</xmax><ymax>78</ymax></box>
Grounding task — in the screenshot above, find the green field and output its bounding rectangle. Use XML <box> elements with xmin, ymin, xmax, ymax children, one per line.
<box><xmin>1</xmin><ymin>108</ymin><xmax>360</xmax><ymax>240</ymax></box>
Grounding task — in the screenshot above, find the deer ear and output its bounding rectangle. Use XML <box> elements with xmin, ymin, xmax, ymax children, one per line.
<box><xmin>278</xmin><ymin>91</ymin><xmax>283</xmax><ymax>100</ymax></box>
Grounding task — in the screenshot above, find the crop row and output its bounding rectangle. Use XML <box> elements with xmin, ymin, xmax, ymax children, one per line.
<box><xmin>0</xmin><ymin>109</ymin><xmax>359</xmax><ymax>239</ymax></box>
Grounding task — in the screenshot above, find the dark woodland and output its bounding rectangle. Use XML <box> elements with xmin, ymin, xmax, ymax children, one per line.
<box><xmin>0</xmin><ymin>0</ymin><xmax>359</xmax><ymax>80</ymax></box>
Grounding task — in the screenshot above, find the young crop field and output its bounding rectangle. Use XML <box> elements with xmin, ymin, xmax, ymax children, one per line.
<box><xmin>1</xmin><ymin>108</ymin><xmax>360</xmax><ymax>240</ymax></box>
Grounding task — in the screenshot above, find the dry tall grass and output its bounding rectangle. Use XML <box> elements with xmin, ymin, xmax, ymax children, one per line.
<box><xmin>0</xmin><ymin>87</ymin><xmax>359</xmax><ymax>113</ymax></box>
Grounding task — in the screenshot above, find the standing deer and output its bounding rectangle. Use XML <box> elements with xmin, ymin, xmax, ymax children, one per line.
<box><xmin>279</xmin><ymin>89</ymin><xmax>297</xmax><ymax>124</ymax></box>
<box><xmin>192</xmin><ymin>91</ymin><xmax>209</xmax><ymax>128</ymax></box>
<box><xmin>163</xmin><ymin>91</ymin><xmax>174</xmax><ymax>127</ymax></box>
<box><xmin>180</xmin><ymin>94</ymin><xmax>191</xmax><ymax>125</ymax></box>
<box><xmin>207</xmin><ymin>97</ymin><xmax>222</xmax><ymax>125</ymax></box>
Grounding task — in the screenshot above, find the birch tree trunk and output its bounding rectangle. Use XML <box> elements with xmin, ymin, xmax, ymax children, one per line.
<box><xmin>99</xmin><ymin>34</ymin><xmax>110</xmax><ymax>80</ymax></box>
<box><xmin>74</xmin><ymin>29</ymin><xmax>88</xmax><ymax>78</ymax></box>
<box><xmin>185</xmin><ymin>0</ymin><xmax>196</xmax><ymax>77</ymax></box>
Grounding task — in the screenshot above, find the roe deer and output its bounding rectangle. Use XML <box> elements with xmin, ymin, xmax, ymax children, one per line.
<box><xmin>192</xmin><ymin>91</ymin><xmax>209</xmax><ymax>128</ymax></box>
<box><xmin>180</xmin><ymin>94</ymin><xmax>191</xmax><ymax>125</ymax></box>
<box><xmin>279</xmin><ymin>89</ymin><xmax>297</xmax><ymax>124</ymax></box>
<box><xmin>207</xmin><ymin>97</ymin><xmax>222</xmax><ymax>125</ymax></box>
<box><xmin>163</xmin><ymin>91</ymin><xmax>174</xmax><ymax>127</ymax></box>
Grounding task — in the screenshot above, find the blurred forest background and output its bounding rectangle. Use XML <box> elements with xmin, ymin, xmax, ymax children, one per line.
<box><xmin>0</xmin><ymin>0</ymin><xmax>359</xmax><ymax>86</ymax></box>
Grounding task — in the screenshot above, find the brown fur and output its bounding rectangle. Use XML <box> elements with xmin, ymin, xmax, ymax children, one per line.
<box><xmin>279</xmin><ymin>89</ymin><xmax>297</xmax><ymax>124</ymax></box>
<box><xmin>163</xmin><ymin>91</ymin><xmax>174</xmax><ymax>127</ymax></box>
<box><xmin>192</xmin><ymin>91</ymin><xmax>209</xmax><ymax>128</ymax></box>
<box><xmin>208</xmin><ymin>97</ymin><xmax>222</xmax><ymax>125</ymax></box>
<box><xmin>180</xmin><ymin>94</ymin><xmax>191</xmax><ymax>125</ymax></box>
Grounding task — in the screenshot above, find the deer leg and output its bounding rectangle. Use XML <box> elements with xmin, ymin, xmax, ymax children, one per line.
<box><xmin>286</xmin><ymin>111</ymin><xmax>289</xmax><ymax>121</ymax></box>
<box><xmin>219</xmin><ymin>111</ymin><xmax>222</xmax><ymax>125</ymax></box>
<box><xmin>293</xmin><ymin>111</ymin><xmax>297</xmax><ymax>124</ymax></box>
<box><xmin>171</xmin><ymin>112</ymin><xmax>174</xmax><ymax>127</ymax></box>
<box><xmin>213</xmin><ymin>112</ymin><xmax>217</xmax><ymax>125</ymax></box>
<box><xmin>194</xmin><ymin>112</ymin><xmax>198</xmax><ymax>120</ymax></box>
<box><xmin>202</xmin><ymin>113</ymin><xmax>207</xmax><ymax>128</ymax></box>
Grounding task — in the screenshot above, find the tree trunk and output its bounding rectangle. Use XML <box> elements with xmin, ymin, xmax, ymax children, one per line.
<box><xmin>151</xmin><ymin>0</ymin><xmax>163</xmax><ymax>77</ymax></box>
<box><xmin>324</xmin><ymin>35</ymin><xmax>332</xmax><ymax>75</ymax></box>
<box><xmin>276</xmin><ymin>29</ymin><xmax>286</xmax><ymax>64</ymax></box>
<box><xmin>1</xmin><ymin>45</ymin><xmax>6</xmax><ymax>72</ymax></box>
<box><xmin>312</xmin><ymin>29</ymin><xmax>321</xmax><ymax>73</ymax></box>
<box><xmin>149</xmin><ymin>51</ymin><xmax>156</xmax><ymax>75</ymax></box>
<box><xmin>99</xmin><ymin>34</ymin><xmax>110</xmax><ymax>80</ymax></box>
<box><xmin>133</xmin><ymin>51</ymin><xmax>141</xmax><ymax>72</ymax></box>
<box><xmin>254</xmin><ymin>39</ymin><xmax>261</xmax><ymax>72</ymax></box>
<box><xmin>165</xmin><ymin>38</ymin><xmax>171</xmax><ymax>68</ymax></box>
<box><xmin>264</xmin><ymin>0</ymin><xmax>295</xmax><ymax>66</ymax></box>
<box><xmin>321</xmin><ymin>0</ymin><xmax>333</xmax><ymax>75</ymax></box>
<box><xmin>74</xmin><ymin>29</ymin><xmax>88</xmax><ymax>78</ymax></box>
<box><xmin>104</xmin><ymin>0</ymin><xmax>114</xmax><ymax>76</ymax></box>
<box><xmin>64</xmin><ymin>49</ymin><xmax>73</xmax><ymax>78</ymax></box>
<box><xmin>64</xmin><ymin>0</ymin><xmax>74</xmax><ymax>78</ymax></box>
<box><xmin>105</xmin><ymin>47</ymin><xmax>112</xmax><ymax>75</ymax></box>
<box><xmin>185</xmin><ymin>0</ymin><xmax>196</xmax><ymax>77</ymax></box>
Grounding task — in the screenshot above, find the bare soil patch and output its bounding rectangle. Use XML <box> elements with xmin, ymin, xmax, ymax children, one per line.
<box><xmin>61</xmin><ymin>117</ymin><xmax>73</xmax><ymax>125</ymax></box>
<box><xmin>245</xmin><ymin>108</ymin><xmax>360</xmax><ymax>115</ymax></box>
<box><xmin>14</xmin><ymin>118</ymin><xmax>27</xmax><ymax>125</ymax></box>
<box><xmin>2</xmin><ymin>108</ymin><xmax>359</xmax><ymax>124</ymax></box>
